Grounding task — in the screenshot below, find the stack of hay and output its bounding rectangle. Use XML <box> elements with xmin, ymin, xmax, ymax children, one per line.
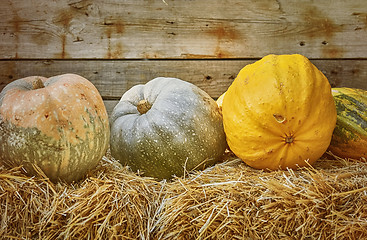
<box><xmin>1</xmin><ymin>152</ymin><xmax>366</xmax><ymax>239</ymax></box>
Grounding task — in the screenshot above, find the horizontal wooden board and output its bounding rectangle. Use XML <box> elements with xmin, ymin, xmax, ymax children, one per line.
<box><xmin>1</xmin><ymin>59</ymin><xmax>366</xmax><ymax>100</ymax></box>
<box><xmin>104</xmin><ymin>100</ymin><xmax>119</xmax><ymax>116</ymax></box>
<box><xmin>1</xmin><ymin>0</ymin><xmax>367</xmax><ymax>59</ymax></box>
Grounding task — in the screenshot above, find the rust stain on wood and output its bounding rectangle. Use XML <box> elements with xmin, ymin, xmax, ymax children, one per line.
<box><xmin>206</xmin><ymin>23</ymin><xmax>240</xmax><ymax>58</ymax></box>
<box><xmin>53</xmin><ymin>34</ymin><xmax>70</xmax><ymax>59</ymax></box>
<box><xmin>105</xmin><ymin>27</ymin><xmax>112</xmax><ymax>58</ymax></box>
<box><xmin>214</xmin><ymin>47</ymin><xmax>234</xmax><ymax>59</ymax></box>
<box><xmin>302</xmin><ymin>6</ymin><xmax>345</xmax><ymax>58</ymax></box>
<box><xmin>54</xmin><ymin>10</ymin><xmax>73</xmax><ymax>29</ymax></box>
<box><xmin>104</xmin><ymin>19</ymin><xmax>125</xmax><ymax>59</ymax></box>
<box><xmin>322</xmin><ymin>47</ymin><xmax>345</xmax><ymax>58</ymax></box>
<box><xmin>110</xmin><ymin>42</ymin><xmax>123</xmax><ymax>59</ymax></box>
<box><xmin>60</xmin><ymin>34</ymin><xmax>69</xmax><ymax>59</ymax></box>
<box><xmin>31</xmin><ymin>31</ymin><xmax>50</xmax><ymax>46</ymax></box>
<box><xmin>53</xmin><ymin>9</ymin><xmax>75</xmax><ymax>58</ymax></box>
<box><xmin>8</xmin><ymin>1</ymin><xmax>23</xmax><ymax>59</ymax></box>
<box><xmin>207</xmin><ymin>23</ymin><xmax>239</xmax><ymax>41</ymax></box>
<box><xmin>114</xmin><ymin>21</ymin><xmax>125</xmax><ymax>34</ymax></box>
<box><xmin>181</xmin><ymin>53</ymin><xmax>217</xmax><ymax>58</ymax></box>
<box><xmin>12</xmin><ymin>15</ymin><xmax>22</xmax><ymax>59</ymax></box>
<box><xmin>142</xmin><ymin>52</ymin><xmax>163</xmax><ymax>59</ymax></box>
<box><xmin>302</xmin><ymin>6</ymin><xmax>342</xmax><ymax>39</ymax></box>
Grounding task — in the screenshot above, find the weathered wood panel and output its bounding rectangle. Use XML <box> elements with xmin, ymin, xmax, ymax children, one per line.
<box><xmin>104</xmin><ymin>100</ymin><xmax>119</xmax><ymax>115</ymax></box>
<box><xmin>1</xmin><ymin>59</ymin><xmax>366</xmax><ymax>99</ymax></box>
<box><xmin>1</xmin><ymin>0</ymin><xmax>366</xmax><ymax>59</ymax></box>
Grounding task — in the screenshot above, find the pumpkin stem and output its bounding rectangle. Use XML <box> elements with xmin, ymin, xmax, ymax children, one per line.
<box><xmin>137</xmin><ymin>99</ymin><xmax>152</xmax><ymax>114</ymax></box>
<box><xmin>285</xmin><ymin>136</ymin><xmax>294</xmax><ymax>144</ymax></box>
<box><xmin>32</xmin><ymin>77</ymin><xmax>45</xmax><ymax>90</ymax></box>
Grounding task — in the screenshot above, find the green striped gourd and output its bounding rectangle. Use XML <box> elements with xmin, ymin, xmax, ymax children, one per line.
<box><xmin>328</xmin><ymin>87</ymin><xmax>367</xmax><ymax>160</ymax></box>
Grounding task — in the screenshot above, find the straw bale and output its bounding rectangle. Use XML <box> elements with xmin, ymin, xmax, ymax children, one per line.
<box><xmin>155</xmin><ymin>154</ymin><xmax>367</xmax><ymax>240</ymax></box>
<box><xmin>1</xmin><ymin>152</ymin><xmax>367</xmax><ymax>240</ymax></box>
<box><xmin>0</xmin><ymin>155</ymin><xmax>165</xmax><ymax>239</ymax></box>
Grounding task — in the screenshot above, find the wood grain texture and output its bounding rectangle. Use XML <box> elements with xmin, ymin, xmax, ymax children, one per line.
<box><xmin>1</xmin><ymin>59</ymin><xmax>366</xmax><ymax>98</ymax></box>
<box><xmin>104</xmin><ymin>100</ymin><xmax>119</xmax><ymax>115</ymax></box>
<box><xmin>1</xmin><ymin>0</ymin><xmax>366</xmax><ymax>59</ymax></box>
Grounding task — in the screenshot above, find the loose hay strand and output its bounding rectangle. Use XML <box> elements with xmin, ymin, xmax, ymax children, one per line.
<box><xmin>156</xmin><ymin>157</ymin><xmax>367</xmax><ymax>240</ymax></box>
<box><xmin>0</xmin><ymin>156</ymin><xmax>165</xmax><ymax>240</ymax></box>
<box><xmin>1</xmin><ymin>153</ymin><xmax>367</xmax><ymax>239</ymax></box>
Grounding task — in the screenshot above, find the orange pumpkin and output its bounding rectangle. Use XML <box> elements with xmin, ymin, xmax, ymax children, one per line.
<box><xmin>0</xmin><ymin>74</ymin><xmax>110</xmax><ymax>182</ymax></box>
<box><xmin>222</xmin><ymin>54</ymin><xmax>337</xmax><ymax>170</ymax></box>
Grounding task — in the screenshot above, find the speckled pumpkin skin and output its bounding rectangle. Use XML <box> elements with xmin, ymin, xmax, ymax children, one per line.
<box><xmin>0</xmin><ymin>74</ymin><xmax>110</xmax><ymax>183</ymax></box>
<box><xmin>222</xmin><ymin>54</ymin><xmax>337</xmax><ymax>170</ymax></box>
<box><xmin>110</xmin><ymin>77</ymin><xmax>227</xmax><ymax>180</ymax></box>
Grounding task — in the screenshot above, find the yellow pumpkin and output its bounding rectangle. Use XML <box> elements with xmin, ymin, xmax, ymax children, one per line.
<box><xmin>222</xmin><ymin>54</ymin><xmax>337</xmax><ymax>170</ymax></box>
<box><xmin>216</xmin><ymin>92</ymin><xmax>226</xmax><ymax>114</ymax></box>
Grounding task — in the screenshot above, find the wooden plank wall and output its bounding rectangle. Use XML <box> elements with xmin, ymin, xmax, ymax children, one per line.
<box><xmin>1</xmin><ymin>0</ymin><xmax>367</xmax><ymax>114</ymax></box>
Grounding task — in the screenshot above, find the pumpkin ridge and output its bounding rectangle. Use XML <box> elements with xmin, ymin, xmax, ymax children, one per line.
<box><xmin>224</xmin><ymin>90</ymin><xmax>285</xmax><ymax>160</ymax></box>
<box><xmin>146</xmin><ymin>116</ymin><xmax>191</xmax><ymax>174</ymax></box>
<box><xmin>294</xmin><ymin>56</ymin><xmax>316</xmax><ymax>133</ymax></box>
<box><xmin>111</xmin><ymin>77</ymin><xmax>227</xmax><ymax>179</ymax></box>
<box><xmin>287</xmin><ymin>55</ymin><xmax>318</xmax><ymax>136</ymax></box>
<box><xmin>0</xmin><ymin>74</ymin><xmax>110</xmax><ymax>183</ymax></box>
<box><xmin>222</xmin><ymin>54</ymin><xmax>336</xmax><ymax>170</ymax></box>
<box><xmin>265</xmin><ymin>56</ymin><xmax>305</xmax><ymax>135</ymax></box>
<box><xmin>272</xmin><ymin>57</ymin><xmax>289</xmax><ymax>130</ymax></box>
<box><xmin>271</xmin><ymin>56</ymin><xmax>309</xmax><ymax>137</ymax></box>
<box><xmin>276</xmin><ymin>142</ymin><xmax>291</xmax><ymax>169</ymax></box>
<box><xmin>134</xmin><ymin>108</ymin><xmax>193</xmax><ymax>177</ymax></box>
<box><xmin>291</xmin><ymin>61</ymin><xmax>334</xmax><ymax>138</ymax></box>
<box><xmin>0</xmin><ymin>75</ymin><xmax>106</xmax><ymax>142</ymax></box>
<box><xmin>224</xmin><ymin>75</ymin><xmax>283</xmax><ymax>139</ymax></box>
<box><xmin>280</xmin><ymin>140</ymin><xmax>310</xmax><ymax>168</ymax></box>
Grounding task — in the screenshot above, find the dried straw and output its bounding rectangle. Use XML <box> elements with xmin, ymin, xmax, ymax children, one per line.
<box><xmin>0</xmin><ymin>154</ymin><xmax>165</xmax><ymax>240</ymax></box>
<box><xmin>156</xmin><ymin>153</ymin><xmax>367</xmax><ymax>240</ymax></box>
<box><xmin>1</xmin><ymin>152</ymin><xmax>367</xmax><ymax>239</ymax></box>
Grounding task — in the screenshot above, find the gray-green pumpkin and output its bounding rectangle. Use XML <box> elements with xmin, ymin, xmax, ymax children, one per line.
<box><xmin>110</xmin><ymin>77</ymin><xmax>227</xmax><ymax>179</ymax></box>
